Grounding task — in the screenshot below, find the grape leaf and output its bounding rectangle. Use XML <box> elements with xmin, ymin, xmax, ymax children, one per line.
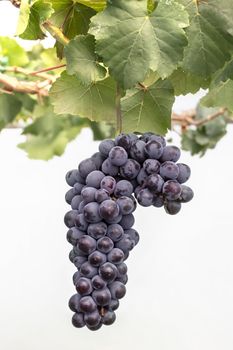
<box><xmin>16</xmin><ymin>0</ymin><xmax>31</xmax><ymax>35</ymax></box>
<box><xmin>212</xmin><ymin>57</ymin><xmax>233</xmax><ymax>85</ymax></box>
<box><xmin>19</xmin><ymin>0</ymin><xmax>54</xmax><ymax>40</ymax></box>
<box><xmin>0</xmin><ymin>37</ymin><xmax>29</xmax><ymax>67</ymax></box>
<box><xmin>169</xmin><ymin>68</ymin><xmax>210</xmax><ymax>95</ymax></box>
<box><xmin>19</xmin><ymin>113</ymin><xmax>87</xmax><ymax>160</ymax></box>
<box><xmin>0</xmin><ymin>94</ymin><xmax>22</xmax><ymax>130</ymax></box>
<box><xmin>65</xmin><ymin>34</ymin><xmax>107</xmax><ymax>85</ymax></box>
<box><xmin>89</xmin><ymin>0</ymin><xmax>189</xmax><ymax>89</ymax></box>
<box><xmin>201</xmin><ymin>79</ymin><xmax>233</xmax><ymax>112</ymax></box>
<box><xmin>121</xmin><ymin>79</ymin><xmax>174</xmax><ymax>135</ymax></box>
<box><xmin>182</xmin><ymin>1</ymin><xmax>233</xmax><ymax>77</ymax></box>
<box><xmin>50</xmin><ymin>72</ymin><xmax>116</xmax><ymax>122</ymax></box>
<box><xmin>74</xmin><ymin>0</ymin><xmax>106</xmax><ymax>11</ymax></box>
<box><xmin>207</xmin><ymin>0</ymin><xmax>233</xmax><ymax>36</ymax></box>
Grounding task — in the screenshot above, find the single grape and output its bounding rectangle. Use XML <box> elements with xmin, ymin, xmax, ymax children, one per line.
<box><xmin>125</xmin><ymin>228</ymin><xmax>140</xmax><ymax>245</ymax></box>
<box><xmin>78</xmin><ymin>235</ymin><xmax>96</xmax><ymax>255</ymax></box>
<box><xmin>73</xmin><ymin>271</ymin><xmax>81</xmax><ymax>286</ymax></box>
<box><xmin>104</xmin><ymin>213</ymin><xmax>123</xmax><ymax>224</ymax></box>
<box><xmin>109</xmin><ymin>299</ymin><xmax>119</xmax><ymax>311</ymax></box>
<box><xmin>134</xmin><ymin>185</ymin><xmax>143</xmax><ymax>198</ymax></box>
<box><xmin>100</xmin><ymin>176</ymin><xmax>116</xmax><ymax>194</ymax></box>
<box><xmin>146</xmin><ymin>174</ymin><xmax>164</xmax><ymax>193</ymax></box>
<box><xmin>137</xmin><ymin>188</ymin><xmax>154</xmax><ymax>207</ymax></box>
<box><xmin>119</xmin><ymin>159</ymin><xmax>141</xmax><ymax>180</ymax></box>
<box><xmin>99</xmin><ymin>139</ymin><xmax>115</xmax><ymax>156</ymax></box>
<box><xmin>88</xmin><ymin>251</ymin><xmax>107</xmax><ymax>267</ymax></box>
<box><xmin>109</xmin><ymin>146</ymin><xmax>128</xmax><ymax>166</ymax></box>
<box><xmin>78</xmin><ymin>158</ymin><xmax>96</xmax><ymax>178</ymax></box>
<box><xmin>176</xmin><ymin>163</ymin><xmax>191</xmax><ymax>184</ymax></box>
<box><xmin>101</xmin><ymin>158</ymin><xmax>119</xmax><ymax>176</ymax></box>
<box><xmin>66</xmin><ymin>170</ymin><xmax>85</xmax><ymax>187</ymax></box>
<box><xmin>108</xmin><ymin>248</ymin><xmax>124</xmax><ymax>264</ymax></box>
<box><xmin>116</xmin><ymin>196</ymin><xmax>134</xmax><ymax>215</ymax></box>
<box><xmin>162</xmin><ymin>180</ymin><xmax>182</xmax><ymax>200</ymax></box>
<box><xmin>99</xmin><ymin>262</ymin><xmax>118</xmax><ymax>283</ymax></box>
<box><xmin>71</xmin><ymin>195</ymin><xmax>82</xmax><ymax>210</ymax></box>
<box><xmin>143</xmin><ymin>158</ymin><xmax>160</xmax><ymax>176</ymax></box>
<box><xmin>117</xmin><ymin>263</ymin><xmax>128</xmax><ymax>276</ymax></box>
<box><xmin>115</xmin><ymin>235</ymin><xmax>135</xmax><ymax>254</ymax></box>
<box><xmin>114</xmin><ymin>180</ymin><xmax>133</xmax><ymax>197</ymax></box>
<box><xmin>160</xmin><ymin>145</ymin><xmax>181</xmax><ymax>162</ymax></box>
<box><xmin>69</xmin><ymin>294</ymin><xmax>81</xmax><ymax>312</ymax></box>
<box><xmin>106</xmin><ymin>224</ymin><xmax>124</xmax><ymax>242</ymax></box>
<box><xmin>153</xmin><ymin>195</ymin><xmax>164</xmax><ymax>207</ymax></box>
<box><xmin>102</xmin><ymin>310</ymin><xmax>116</xmax><ymax>325</ymax></box>
<box><xmin>74</xmin><ymin>214</ymin><xmax>88</xmax><ymax>231</ymax></box>
<box><xmin>87</xmin><ymin>222</ymin><xmax>107</xmax><ymax>239</ymax></box>
<box><xmin>139</xmin><ymin>132</ymin><xmax>155</xmax><ymax>142</ymax></box>
<box><xmin>78</xmin><ymin>200</ymin><xmax>85</xmax><ymax>213</ymax></box>
<box><xmin>64</xmin><ymin>210</ymin><xmax>79</xmax><ymax>228</ymax></box>
<box><xmin>73</xmin><ymin>182</ymin><xmax>85</xmax><ymax>195</ymax></box>
<box><xmin>119</xmin><ymin>214</ymin><xmax>135</xmax><ymax>229</ymax></box>
<box><xmin>179</xmin><ymin>185</ymin><xmax>194</xmax><ymax>203</ymax></box>
<box><xmin>164</xmin><ymin>201</ymin><xmax>181</xmax><ymax>215</ymax></box>
<box><xmin>73</xmin><ymin>245</ymin><xmax>87</xmax><ymax>257</ymax></box>
<box><xmin>79</xmin><ymin>296</ymin><xmax>97</xmax><ymax>313</ymax></box>
<box><xmin>136</xmin><ymin>168</ymin><xmax>148</xmax><ymax>185</ymax></box>
<box><xmin>80</xmin><ymin>262</ymin><xmax>98</xmax><ymax>278</ymax></box>
<box><xmin>145</xmin><ymin>140</ymin><xmax>163</xmax><ymax>159</ymax></box>
<box><xmin>109</xmin><ymin>281</ymin><xmax>126</xmax><ymax>299</ymax></box>
<box><xmin>72</xmin><ymin>313</ymin><xmax>85</xmax><ymax>328</ymax></box>
<box><xmin>149</xmin><ymin>134</ymin><xmax>166</xmax><ymax>147</ymax></box>
<box><xmin>87</xmin><ymin>323</ymin><xmax>103</xmax><ymax>331</ymax></box>
<box><xmin>97</xmin><ymin>237</ymin><xmax>114</xmax><ymax>254</ymax></box>
<box><xmin>95</xmin><ymin>189</ymin><xmax>110</xmax><ymax>203</ymax></box>
<box><xmin>81</xmin><ymin>187</ymin><xmax>97</xmax><ymax>204</ymax></box>
<box><xmin>92</xmin><ymin>288</ymin><xmax>111</xmax><ymax>306</ymax></box>
<box><xmin>66</xmin><ymin>227</ymin><xmax>84</xmax><ymax>245</ymax></box>
<box><xmin>116</xmin><ymin>274</ymin><xmax>128</xmax><ymax>284</ymax></box>
<box><xmin>160</xmin><ymin>161</ymin><xmax>179</xmax><ymax>180</ymax></box>
<box><xmin>115</xmin><ymin>133</ymin><xmax>132</xmax><ymax>151</ymax></box>
<box><xmin>84</xmin><ymin>311</ymin><xmax>101</xmax><ymax>327</ymax></box>
<box><xmin>130</xmin><ymin>140</ymin><xmax>146</xmax><ymax>163</ymax></box>
<box><xmin>69</xmin><ymin>249</ymin><xmax>77</xmax><ymax>263</ymax></box>
<box><xmin>86</xmin><ymin>170</ymin><xmax>105</xmax><ymax>188</ymax></box>
<box><xmin>91</xmin><ymin>152</ymin><xmax>106</xmax><ymax>170</ymax></box>
<box><xmin>76</xmin><ymin>277</ymin><xmax>93</xmax><ymax>296</ymax></box>
<box><xmin>99</xmin><ymin>200</ymin><xmax>120</xmax><ymax>220</ymax></box>
<box><xmin>83</xmin><ymin>202</ymin><xmax>101</xmax><ymax>223</ymax></box>
<box><xmin>92</xmin><ymin>275</ymin><xmax>107</xmax><ymax>290</ymax></box>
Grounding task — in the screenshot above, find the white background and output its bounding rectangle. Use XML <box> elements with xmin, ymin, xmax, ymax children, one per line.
<box><xmin>0</xmin><ymin>3</ymin><xmax>233</xmax><ymax>350</ymax></box>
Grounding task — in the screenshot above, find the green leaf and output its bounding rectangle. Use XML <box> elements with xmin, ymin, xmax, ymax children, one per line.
<box><xmin>19</xmin><ymin>0</ymin><xmax>54</xmax><ymax>40</ymax></box>
<box><xmin>212</xmin><ymin>57</ymin><xmax>233</xmax><ymax>85</ymax></box>
<box><xmin>50</xmin><ymin>2</ymin><xmax>96</xmax><ymax>58</ymax></box>
<box><xmin>89</xmin><ymin>0</ymin><xmax>189</xmax><ymax>89</ymax></box>
<box><xmin>201</xmin><ymin>79</ymin><xmax>233</xmax><ymax>112</ymax></box>
<box><xmin>74</xmin><ymin>0</ymin><xmax>106</xmax><ymax>11</ymax></box>
<box><xmin>207</xmin><ymin>0</ymin><xmax>233</xmax><ymax>36</ymax></box>
<box><xmin>169</xmin><ymin>68</ymin><xmax>210</xmax><ymax>95</ymax></box>
<box><xmin>0</xmin><ymin>37</ymin><xmax>29</xmax><ymax>67</ymax></box>
<box><xmin>19</xmin><ymin>109</ymin><xmax>87</xmax><ymax>160</ymax></box>
<box><xmin>65</xmin><ymin>34</ymin><xmax>107</xmax><ymax>85</ymax></box>
<box><xmin>121</xmin><ymin>79</ymin><xmax>174</xmax><ymax>135</ymax></box>
<box><xmin>50</xmin><ymin>72</ymin><xmax>117</xmax><ymax>123</ymax></box>
<box><xmin>182</xmin><ymin>1</ymin><xmax>233</xmax><ymax>78</ymax></box>
<box><xmin>181</xmin><ymin>130</ymin><xmax>205</xmax><ymax>156</ymax></box>
<box><xmin>17</xmin><ymin>0</ymin><xmax>30</xmax><ymax>35</ymax></box>
<box><xmin>0</xmin><ymin>94</ymin><xmax>22</xmax><ymax>130</ymax></box>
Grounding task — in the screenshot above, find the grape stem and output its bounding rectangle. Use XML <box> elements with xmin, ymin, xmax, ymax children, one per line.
<box><xmin>42</xmin><ymin>21</ymin><xmax>70</xmax><ymax>46</ymax></box>
<box><xmin>116</xmin><ymin>83</ymin><xmax>123</xmax><ymax>134</ymax></box>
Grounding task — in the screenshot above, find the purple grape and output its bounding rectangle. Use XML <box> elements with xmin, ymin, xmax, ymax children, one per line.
<box><xmin>92</xmin><ymin>288</ymin><xmax>111</xmax><ymax>306</ymax></box>
<box><xmin>73</xmin><ymin>271</ymin><xmax>81</xmax><ymax>286</ymax></box>
<box><xmin>64</xmin><ymin>210</ymin><xmax>79</xmax><ymax>228</ymax></box>
<box><xmin>80</xmin><ymin>262</ymin><xmax>98</xmax><ymax>278</ymax></box>
<box><xmin>84</xmin><ymin>311</ymin><xmax>101</xmax><ymax>327</ymax></box>
<box><xmin>179</xmin><ymin>185</ymin><xmax>194</xmax><ymax>203</ymax></box>
<box><xmin>160</xmin><ymin>161</ymin><xmax>179</xmax><ymax>180</ymax></box>
<box><xmin>83</xmin><ymin>202</ymin><xmax>101</xmax><ymax>223</ymax></box>
<box><xmin>87</xmin><ymin>221</ymin><xmax>107</xmax><ymax>239</ymax></box>
<box><xmin>69</xmin><ymin>294</ymin><xmax>81</xmax><ymax>312</ymax></box>
<box><xmin>109</xmin><ymin>281</ymin><xmax>126</xmax><ymax>299</ymax></box>
<box><xmin>137</xmin><ymin>188</ymin><xmax>154</xmax><ymax>207</ymax></box>
<box><xmin>136</xmin><ymin>168</ymin><xmax>148</xmax><ymax>185</ymax></box>
<box><xmin>88</xmin><ymin>251</ymin><xmax>107</xmax><ymax>267</ymax></box>
<box><xmin>160</xmin><ymin>145</ymin><xmax>181</xmax><ymax>162</ymax></box>
<box><xmin>72</xmin><ymin>313</ymin><xmax>85</xmax><ymax>328</ymax></box>
<box><xmin>95</xmin><ymin>188</ymin><xmax>110</xmax><ymax>203</ymax></box>
<box><xmin>99</xmin><ymin>263</ymin><xmax>118</xmax><ymax>283</ymax></box>
<box><xmin>116</xmin><ymin>274</ymin><xmax>128</xmax><ymax>284</ymax></box>
<box><xmin>74</xmin><ymin>213</ymin><xmax>88</xmax><ymax>231</ymax></box>
<box><xmin>163</xmin><ymin>180</ymin><xmax>182</xmax><ymax>200</ymax></box>
<box><xmin>125</xmin><ymin>228</ymin><xmax>140</xmax><ymax>245</ymax></box>
<box><xmin>130</xmin><ymin>140</ymin><xmax>146</xmax><ymax>163</ymax></box>
<box><xmin>65</xmin><ymin>188</ymin><xmax>78</xmax><ymax>204</ymax></box>
<box><xmin>78</xmin><ymin>235</ymin><xmax>96</xmax><ymax>255</ymax></box>
<box><xmin>79</xmin><ymin>296</ymin><xmax>97</xmax><ymax>313</ymax></box>
<box><xmin>76</xmin><ymin>277</ymin><xmax>93</xmax><ymax>295</ymax></box>
<box><xmin>115</xmin><ymin>133</ymin><xmax>132</xmax><ymax>151</ymax></box>
<box><xmin>71</xmin><ymin>195</ymin><xmax>82</xmax><ymax>210</ymax></box>
<box><xmin>66</xmin><ymin>227</ymin><xmax>84</xmax><ymax>245</ymax></box>
<box><xmin>66</xmin><ymin>169</ymin><xmax>85</xmax><ymax>186</ymax></box>
<box><xmin>91</xmin><ymin>152</ymin><xmax>106</xmax><ymax>170</ymax></box>
<box><xmin>99</xmin><ymin>139</ymin><xmax>115</xmax><ymax>156</ymax></box>
<box><xmin>149</xmin><ymin>134</ymin><xmax>166</xmax><ymax>147</ymax></box>
<box><xmin>109</xmin><ymin>146</ymin><xmax>128</xmax><ymax>166</ymax></box>
<box><xmin>99</xmin><ymin>200</ymin><xmax>120</xmax><ymax>220</ymax></box>
<box><xmin>115</xmin><ymin>235</ymin><xmax>135</xmax><ymax>254</ymax></box>
<box><xmin>107</xmin><ymin>248</ymin><xmax>124</xmax><ymax>264</ymax></box>
<box><xmin>101</xmin><ymin>158</ymin><xmax>119</xmax><ymax>176</ymax></box>
<box><xmin>114</xmin><ymin>180</ymin><xmax>133</xmax><ymax>197</ymax></box>
<box><xmin>143</xmin><ymin>159</ymin><xmax>160</xmax><ymax>174</ymax></box>
<box><xmin>176</xmin><ymin>163</ymin><xmax>191</xmax><ymax>184</ymax></box>
<box><xmin>164</xmin><ymin>201</ymin><xmax>181</xmax><ymax>215</ymax></box>
<box><xmin>116</xmin><ymin>196</ymin><xmax>134</xmax><ymax>215</ymax></box>
<box><xmin>73</xmin><ymin>256</ymin><xmax>88</xmax><ymax>269</ymax></box>
<box><xmin>119</xmin><ymin>214</ymin><xmax>135</xmax><ymax>229</ymax></box>
<box><xmin>153</xmin><ymin>195</ymin><xmax>164</xmax><ymax>207</ymax></box>
<box><xmin>107</xmin><ymin>224</ymin><xmax>124</xmax><ymax>242</ymax></box>
<box><xmin>145</xmin><ymin>140</ymin><xmax>163</xmax><ymax>159</ymax></box>
<box><xmin>146</xmin><ymin>174</ymin><xmax>164</xmax><ymax>193</ymax></box>
<box><xmin>78</xmin><ymin>158</ymin><xmax>96</xmax><ymax>178</ymax></box>
<box><xmin>97</xmin><ymin>236</ymin><xmax>114</xmax><ymax>253</ymax></box>
<box><xmin>73</xmin><ymin>182</ymin><xmax>85</xmax><ymax>194</ymax></box>
<box><xmin>119</xmin><ymin>159</ymin><xmax>140</xmax><ymax>180</ymax></box>
<box><xmin>102</xmin><ymin>310</ymin><xmax>116</xmax><ymax>325</ymax></box>
<box><xmin>104</xmin><ymin>213</ymin><xmax>123</xmax><ymax>224</ymax></box>
<box><xmin>117</xmin><ymin>263</ymin><xmax>128</xmax><ymax>276</ymax></box>
<box><xmin>81</xmin><ymin>187</ymin><xmax>96</xmax><ymax>203</ymax></box>
<box><xmin>86</xmin><ymin>170</ymin><xmax>105</xmax><ymax>188</ymax></box>
<box><xmin>109</xmin><ymin>299</ymin><xmax>119</xmax><ymax>311</ymax></box>
<box><xmin>100</xmin><ymin>176</ymin><xmax>116</xmax><ymax>194</ymax></box>
<box><xmin>87</xmin><ymin>323</ymin><xmax>103</xmax><ymax>331</ymax></box>
<box><xmin>92</xmin><ymin>275</ymin><xmax>107</xmax><ymax>290</ymax></box>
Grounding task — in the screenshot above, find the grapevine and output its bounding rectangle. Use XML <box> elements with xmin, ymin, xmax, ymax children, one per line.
<box><xmin>65</xmin><ymin>132</ymin><xmax>193</xmax><ymax>330</ymax></box>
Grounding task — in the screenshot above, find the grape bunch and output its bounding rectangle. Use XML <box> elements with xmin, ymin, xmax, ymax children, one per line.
<box><xmin>65</xmin><ymin>132</ymin><xmax>193</xmax><ymax>330</ymax></box>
